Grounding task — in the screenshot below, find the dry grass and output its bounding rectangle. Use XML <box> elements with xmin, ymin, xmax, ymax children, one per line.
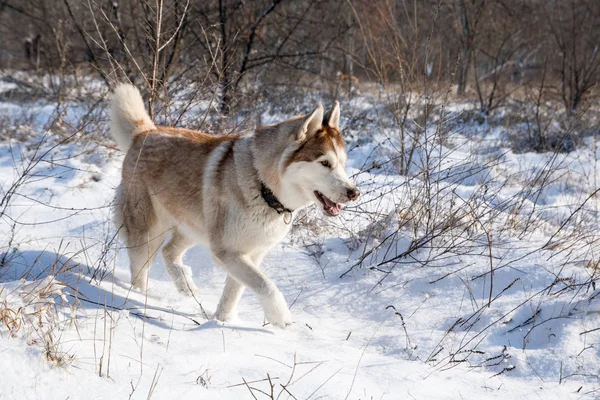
<box><xmin>0</xmin><ymin>276</ymin><xmax>73</xmax><ymax>366</ymax></box>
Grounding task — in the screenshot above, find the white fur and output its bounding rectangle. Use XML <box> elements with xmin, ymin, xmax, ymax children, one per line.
<box><xmin>284</xmin><ymin>149</ymin><xmax>354</xmax><ymax>205</ymax></box>
<box><xmin>110</xmin><ymin>84</ymin><xmax>156</xmax><ymax>152</ymax></box>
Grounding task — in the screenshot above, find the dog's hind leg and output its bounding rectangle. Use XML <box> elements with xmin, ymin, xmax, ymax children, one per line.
<box><xmin>126</xmin><ymin>228</ymin><xmax>165</xmax><ymax>292</ymax></box>
<box><xmin>214</xmin><ymin>275</ymin><xmax>245</xmax><ymax>322</ymax></box>
<box><xmin>162</xmin><ymin>229</ymin><xmax>198</xmax><ymax>296</ymax></box>
<box><xmin>116</xmin><ymin>182</ymin><xmax>165</xmax><ymax>292</ymax></box>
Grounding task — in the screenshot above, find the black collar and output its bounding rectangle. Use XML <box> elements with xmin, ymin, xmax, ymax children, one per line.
<box><xmin>260</xmin><ymin>182</ymin><xmax>293</xmax><ymax>216</ymax></box>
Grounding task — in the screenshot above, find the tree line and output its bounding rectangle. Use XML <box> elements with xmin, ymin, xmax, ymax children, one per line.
<box><xmin>0</xmin><ymin>0</ymin><xmax>598</xmax><ymax>114</ymax></box>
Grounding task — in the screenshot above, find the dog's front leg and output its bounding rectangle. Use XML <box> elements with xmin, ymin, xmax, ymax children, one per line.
<box><xmin>214</xmin><ymin>275</ymin><xmax>245</xmax><ymax>322</ymax></box>
<box><xmin>214</xmin><ymin>250</ymin><xmax>292</xmax><ymax>328</ymax></box>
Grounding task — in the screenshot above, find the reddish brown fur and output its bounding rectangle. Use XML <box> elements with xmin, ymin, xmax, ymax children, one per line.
<box><xmin>284</xmin><ymin>126</ymin><xmax>345</xmax><ymax>168</ymax></box>
<box><xmin>122</xmin><ymin>127</ymin><xmax>239</xmax><ymax>232</ymax></box>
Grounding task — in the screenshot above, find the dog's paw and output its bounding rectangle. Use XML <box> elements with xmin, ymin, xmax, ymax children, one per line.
<box><xmin>262</xmin><ymin>291</ymin><xmax>292</xmax><ymax>329</ymax></box>
<box><xmin>175</xmin><ymin>280</ymin><xmax>199</xmax><ymax>297</ymax></box>
<box><xmin>214</xmin><ymin>307</ymin><xmax>238</xmax><ymax>322</ymax></box>
<box><xmin>131</xmin><ymin>280</ymin><xmax>148</xmax><ymax>293</ymax></box>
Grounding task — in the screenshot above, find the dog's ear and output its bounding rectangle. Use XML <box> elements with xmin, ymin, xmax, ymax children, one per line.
<box><xmin>297</xmin><ymin>104</ymin><xmax>324</xmax><ymax>142</ymax></box>
<box><xmin>323</xmin><ymin>101</ymin><xmax>340</xmax><ymax>130</ymax></box>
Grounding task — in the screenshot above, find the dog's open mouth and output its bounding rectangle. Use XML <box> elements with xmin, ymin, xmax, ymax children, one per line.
<box><xmin>314</xmin><ymin>191</ymin><xmax>342</xmax><ymax>217</ymax></box>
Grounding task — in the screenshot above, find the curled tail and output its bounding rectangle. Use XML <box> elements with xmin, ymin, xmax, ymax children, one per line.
<box><xmin>110</xmin><ymin>84</ymin><xmax>156</xmax><ymax>152</ymax></box>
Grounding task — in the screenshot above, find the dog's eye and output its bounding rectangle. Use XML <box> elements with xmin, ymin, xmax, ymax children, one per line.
<box><xmin>320</xmin><ymin>160</ymin><xmax>331</xmax><ymax>168</ymax></box>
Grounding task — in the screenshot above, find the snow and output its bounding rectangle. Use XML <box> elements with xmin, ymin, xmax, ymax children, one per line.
<box><xmin>1</xmin><ymin>85</ymin><xmax>599</xmax><ymax>399</ymax></box>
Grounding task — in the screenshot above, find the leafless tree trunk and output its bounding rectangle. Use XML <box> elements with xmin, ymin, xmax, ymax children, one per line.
<box><xmin>454</xmin><ymin>0</ymin><xmax>487</xmax><ymax>95</ymax></box>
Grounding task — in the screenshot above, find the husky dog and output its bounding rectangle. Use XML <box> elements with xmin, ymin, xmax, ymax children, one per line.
<box><xmin>110</xmin><ymin>84</ymin><xmax>359</xmax><ymax>328</ymax></box>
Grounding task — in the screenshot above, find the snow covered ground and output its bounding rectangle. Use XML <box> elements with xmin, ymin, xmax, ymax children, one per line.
<box><xmin>1</xmin><ymin>80</ymin><xmax>599</xmax><ymax>399</ymax></box>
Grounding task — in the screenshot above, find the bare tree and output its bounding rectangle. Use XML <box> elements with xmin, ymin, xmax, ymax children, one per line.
<box><xmin>452</xmin><ymin>0</ymin><xmax>488</xmax><ymax>95</ymax></box>
<box><xmin>543</xmin><ymin>0</ymin><xmax>600</xmax><ymax>113</ymax></box>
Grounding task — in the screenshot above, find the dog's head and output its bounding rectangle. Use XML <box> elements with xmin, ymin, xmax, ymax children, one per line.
<box><xmin>258</xmin><ymin>102</ymin><xmax>359</xmax><ymax>217</ymax></box>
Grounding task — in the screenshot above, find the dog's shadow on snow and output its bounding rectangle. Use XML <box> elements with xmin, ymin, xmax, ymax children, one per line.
<box><xmin>190</xmin><ymin>319</ymin><xmax>274</xmax><ymax>335</ymax></box>
<box><xmin>0</xmin><ymin>249</ymin><xmax>212</xmax><ymax>331</ymax></box>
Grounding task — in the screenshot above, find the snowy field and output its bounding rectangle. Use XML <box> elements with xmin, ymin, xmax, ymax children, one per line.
<box><xmin>1</xmin><ymin>77</ymin><xmax>599</xmax><ymax>399</ymax></box>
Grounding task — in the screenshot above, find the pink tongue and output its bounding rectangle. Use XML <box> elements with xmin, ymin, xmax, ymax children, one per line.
<box><xmin>328</xmin><ymin>206</ymin><xmax>341</xmax><ymax>216</ymax></box>
<box><xmin>322</xmin><ymin>194</ymin><xmax>342</xmax><ymax>216</ymax></box>
<box><xmin>322</xmin><ymin>195</ymin><xmax>340</xmax><ymax>209</ymax></box>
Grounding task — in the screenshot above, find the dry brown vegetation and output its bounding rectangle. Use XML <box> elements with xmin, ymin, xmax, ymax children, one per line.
<box><xmin>0</xmin><ymin>1</ymin><xmax>598</xmax><ymax>117</ymax></box>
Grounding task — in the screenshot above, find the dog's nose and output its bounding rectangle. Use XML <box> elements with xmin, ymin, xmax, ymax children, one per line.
<box><xmin>347</xmin><ymin>187</ymin><xmax>360</xmax><ymax>201</ymax></box>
